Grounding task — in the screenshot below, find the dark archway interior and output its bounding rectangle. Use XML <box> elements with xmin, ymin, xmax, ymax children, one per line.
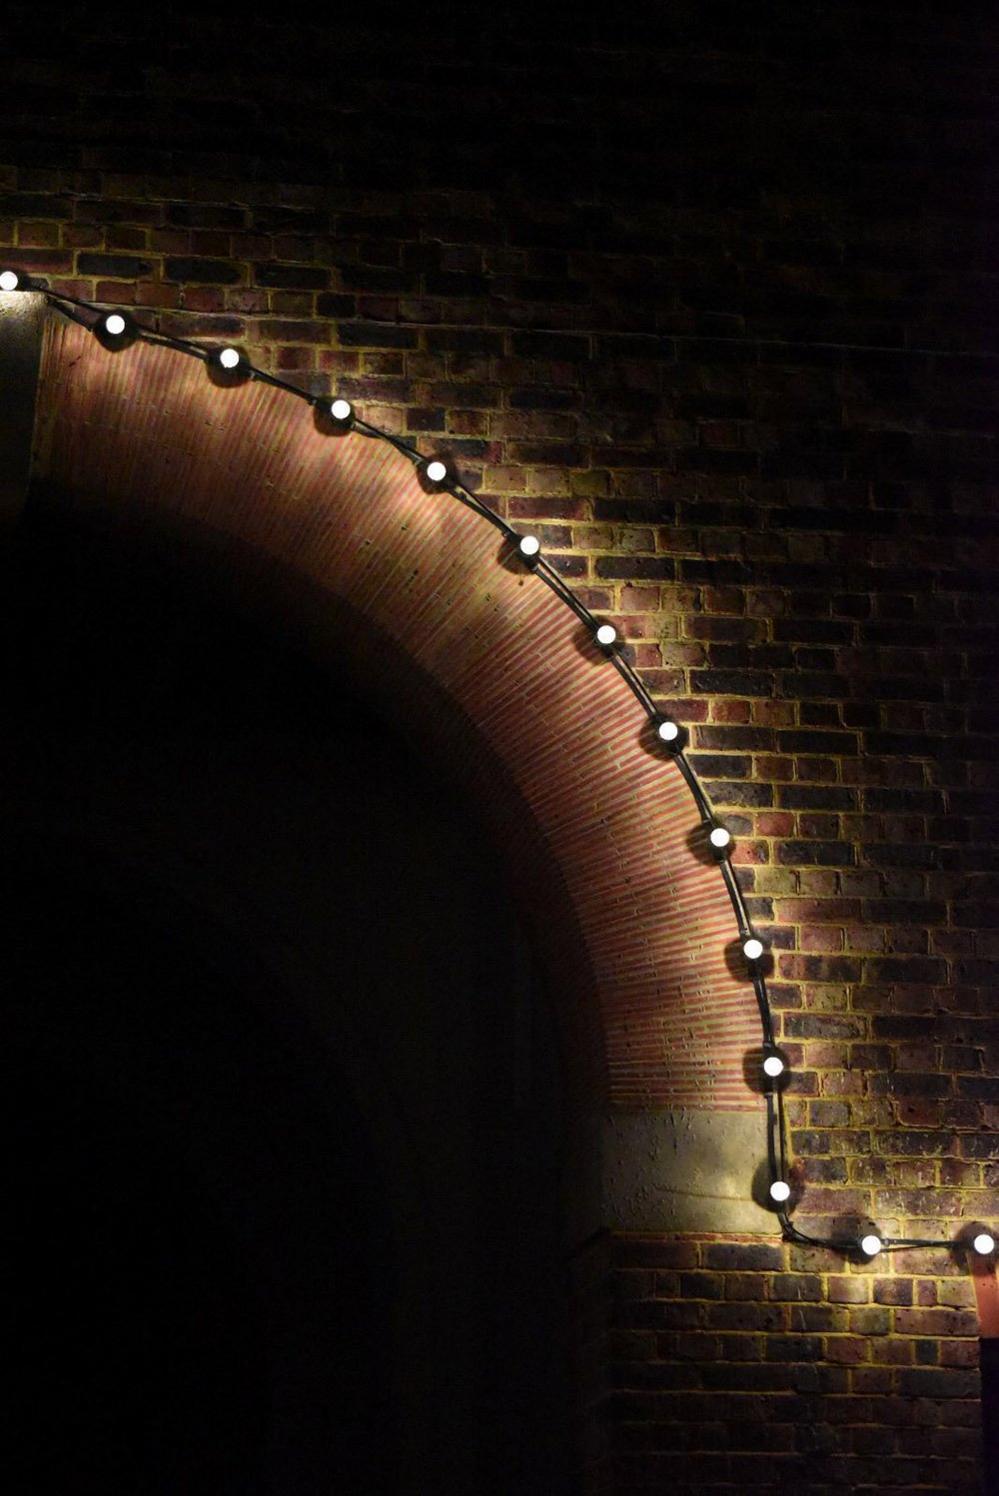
<box><xmin>4</xmin><ymin>501</ymin><xmax>570</xmax><ymax>1494</ymax></box>
<box><xmin>9</xmin><ymin>867</ymin><xmax>384</xmax><ymax>1496</ymax></box>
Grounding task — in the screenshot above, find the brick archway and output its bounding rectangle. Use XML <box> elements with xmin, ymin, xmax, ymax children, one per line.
<box><xmin>30</xmin><ymin>313</ymin><xmax>765</xmax><ymax>1213</ymax></box>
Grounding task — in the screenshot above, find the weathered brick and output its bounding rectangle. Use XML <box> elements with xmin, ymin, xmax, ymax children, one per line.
<box><xmin>253</xmin><ymin>262</ymin><xmax>329</xmax><ymax>289</ymax></box>
<box><xmin>2</xmin><ymin>20</ymin><xmax>996</xmax><ymax>1493</ymax></box>
<box><xmin>594</xmin><ymin>556</ymin><xmax>675</xmax><ymax>580</ymax></box>
<box><xmin>76</xmin><ymin>252</ymin><xmax>153</xmax><ymax>277</ymax></box>
<box><xmin>163</xmin><ymin>256</ymin><xmax>243</xmax><ymax>284</ymax></box>
<box><xmin>704</xmin><ymin>1244</ymin><xmax>784</xmax><ymax>1273</ymax></box>
<box><xmin>778</xmin><ymin>785</ymin><xmax>857</xmax><ymax>811</ymax></box>
<box><xmin>691</xmin><ymin>669</ymin><xmax>774</xmax><ymax>696</ymax></box>
<box><xmin>776</xmin><ymin>841</ymin><xmax>856</xmax><ymax>867</ymax></box>
<box><xmin>777</xmin><ymin>730</ymin><xmax>860</xmax><ymax>755</ymax></box>
<box><xmin>897</xmin><ymin>1368</ymin><xmax>978</xmax><ymax>1398</ymax></box>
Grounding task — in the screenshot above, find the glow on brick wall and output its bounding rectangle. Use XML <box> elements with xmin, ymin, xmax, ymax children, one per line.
<box><xmin>3</xmin><ymin>270</ymin><xmax>994</xmax><ymax>1271</ymax></box>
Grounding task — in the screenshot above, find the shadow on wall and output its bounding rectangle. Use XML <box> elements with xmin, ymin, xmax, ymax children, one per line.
<box><xmin>8</xmin><ymin>863</ymin><xmax>385</xmax><ymax>1495</ymax></box>
<box><xmin>3</xmin><ymin>506</ymin><xmax>572</xmax><ymax>1495</ymax></box>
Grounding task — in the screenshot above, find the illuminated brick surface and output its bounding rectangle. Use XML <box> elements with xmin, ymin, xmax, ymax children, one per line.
<box><xmin>3</xmin><ymin>4</ymin><xmax>996</xmax><ymax>1489</ymax></box>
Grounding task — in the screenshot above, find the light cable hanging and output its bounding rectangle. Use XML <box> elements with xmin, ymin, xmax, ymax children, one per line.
<box><xmin>4</xmin><ymin>274</ymin><xmax>991</xmax><ymax>1267</ymax></box>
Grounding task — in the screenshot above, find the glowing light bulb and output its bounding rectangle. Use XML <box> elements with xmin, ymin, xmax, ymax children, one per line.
<box><xmin>103</xmin><ymin>313</ymin><xmax>126</xmax><ymax>336</ymax></box>
<box><xmin>595</xmin><ymin>623</ymin><xmax>617</xmax><ymax>647</ymax></box>
<box><xmin>0</xmin><ymin>269</ymin><xmax>21</xmax><ymax>291</ymax></box>
<box><xmin>743</xmin><ymin>936</ymin><xmax>764</xmax><ymax>961</ymax></box>
<box><xmin>519</xmin><ymin>534</ymin><xmax>540</xmax><ymax>558</ymax></box>
<box><xmin>219</xmin><ymin>347</ymin><xmax>241</xmax><ymax>370</ymax></box>
<box><xmin>709</xmin><ymin>825</ymin><xmax>731</xmax><ymax>850</ymax></box>
<box><xmin>426</xmin><ymin>459</ymin><xmax>448</xmax><ymax>484</ymax></box>
<box><xmin>330</xmin><ymin>398</ymin><xmax>352</xmax><ymax>422</ymax></box>
<box><xmin>973</xmin><ymin>1232</ymin><xmax>996</xmax><ymax>1256</ymax></box>
<box><xmin>762</xmin><ymin>1053</ymin><xmax>785</xmax><ymax>1079</ymax></box>
<box><xmin>860</xmin><ymin>1234</ymin><xmax>883</xmax><ymax>1257</ymax></box>
<box><xmin>657</xmin><ymin>719</ymin><xmax>680</xmax><ymax>743</ymax></box>
<box><xmin>769</xmin><ymin>1180</ymin><xmax>791</xmax><ymax>1203</ymax></box>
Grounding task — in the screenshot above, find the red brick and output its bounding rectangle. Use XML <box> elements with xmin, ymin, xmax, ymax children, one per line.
<box><xmin>3</xmin><ymin>26</ymin><xmax>996</xmax><ymax>1492</ymax></box>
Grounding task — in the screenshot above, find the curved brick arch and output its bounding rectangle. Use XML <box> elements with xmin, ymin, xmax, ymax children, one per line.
<box><xmin>31</xmin><ymin>313</ymin><xmax>760</xmax><ymax>1117</ymax></box>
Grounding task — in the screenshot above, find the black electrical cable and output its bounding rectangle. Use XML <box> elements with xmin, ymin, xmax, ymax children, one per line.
<box><xmin>142</xmin><ymin>330</ymin><xmax>209</xmax><ymax>360</ymax></box>
<box><xmin>45</xmin><ymin>298</ymin><xmax>91</xmax><ymax>331</ymax></box>
<box><xmin>609</xmin><ymin>648</ymin><xmax>659</xmax><ymax>717</ymax></box>
<box><xmin>46</xmin><ymin>288</ymin><xmax>103</xmax><ymax>315</ymax></box>
<box><xmin>532</xmin><ymin>556</ymin><xmax>600</xmax><ymax>631</ymax></box>
<box><xmin>22</xmin><ymin>282</ymin><xmax>991</xmax><ymax>1266</ymax></box>
<box><xmin>249</xmin><ymin>366</ymin><xmax>315</xmax><ymax>401</ymax></box>
<box><xmin>741</xmin><ymin>966</ymin><xmax>775</xmax><ymax>1050</ymax></box>
<box><xmin>451</xmin><ymin>477</ymin><xmax>518</xmax><ymax>541</ymax></box>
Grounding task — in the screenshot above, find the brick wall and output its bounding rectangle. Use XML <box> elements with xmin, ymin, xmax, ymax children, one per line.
<box><xmin>609</xmin><ymin>1235</ymin><xmax>982</xmax><ymax>1491</ymax></box>
<box><xmin>4</xmin><ymin>3</ymin><xmax>997</xmax><ymax>1489</ymax></box>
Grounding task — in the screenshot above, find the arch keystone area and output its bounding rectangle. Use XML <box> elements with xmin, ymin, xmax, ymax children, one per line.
<box><xmin>17</xmin><ymin>306</ymin><xmax>772</xmax><ymax>1234</ymax></box>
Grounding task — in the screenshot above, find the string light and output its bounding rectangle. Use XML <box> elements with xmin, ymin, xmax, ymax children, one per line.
<box><xmin>0</xmin><ymin>268</ymin><xmax>24</xmax><ymax>291</ymax></box>
<box><xmin>33</xmin><ymin>284</ymin><xmax>987</xmax><ymax>1270</ymax></box>
<box><xmin>97</xmin><ymin>310</ymin><xmax>135</xmax><ymax>340</ymax></box>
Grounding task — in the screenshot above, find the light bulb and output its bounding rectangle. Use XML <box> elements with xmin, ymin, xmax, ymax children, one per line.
<box><xmin>709</xmin><ymin>825</ymin><xmax>731</xmax><ymax>849</ymax></box>
<box><xmin>860</xmin><ymin>1233</ymin><xmax>883</xmax><ymax>1257</ymax></box>
<box><xmin>743</xmin><ymin>936</ymin><xmax>764</xmax><ymax>961</ymax></box>
<box><xmin>0</xmin><ymin>269</ymin><xmax>22</xmax><ymax>291</ymax></box>
<box><xmin>426</xmin><ymin>459</ymin><xmax>448</xmax><ymax>484</ymax></box>
<box><xmin>330</xmin><ymin>398</ymin><xmax>352</xmax><ymax>422</ymax></box>
<box><xmin>219</xmin><ymin>346</ymin><xmax>241</xmax><ymax>370</ymax></box>
<box><xmin>595</xmin><ymin>623</ymin><xmax>617</xmax><ymax>647</ymax></box>
<box><xmin>96</xmin><ymin>310</ymin><xmax>134</xmax><ymax>342</ymax></box>
<box><xmin>762</xmin><ymin>1053</ymin><xmax>785</xmax><ymax>1079</ymax></box>
<box><xmin>657</xmin><ymin>719</ymin><xmax>680</xmax><ymax>743</ymax></box>
<box><xmin>973</xmin><ymin>1232</ymin><xmax>996</xmax><ymax>1256</ymax></box>
<box><xmin>519</xmin><ymin>534</ymin><xmax>540</xmax><ymax>558</ymax></box>
<box><xmin>769</xmin><ymin>1180</ymin><xmax>791</xmax><ymax>1203</ymax></box>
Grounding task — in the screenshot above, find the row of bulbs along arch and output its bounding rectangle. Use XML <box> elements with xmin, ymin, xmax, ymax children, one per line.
<box><xmin>5</xmin><ymin>268</ymin><xmax>993</xmax><ymax>1266</ymax></box>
